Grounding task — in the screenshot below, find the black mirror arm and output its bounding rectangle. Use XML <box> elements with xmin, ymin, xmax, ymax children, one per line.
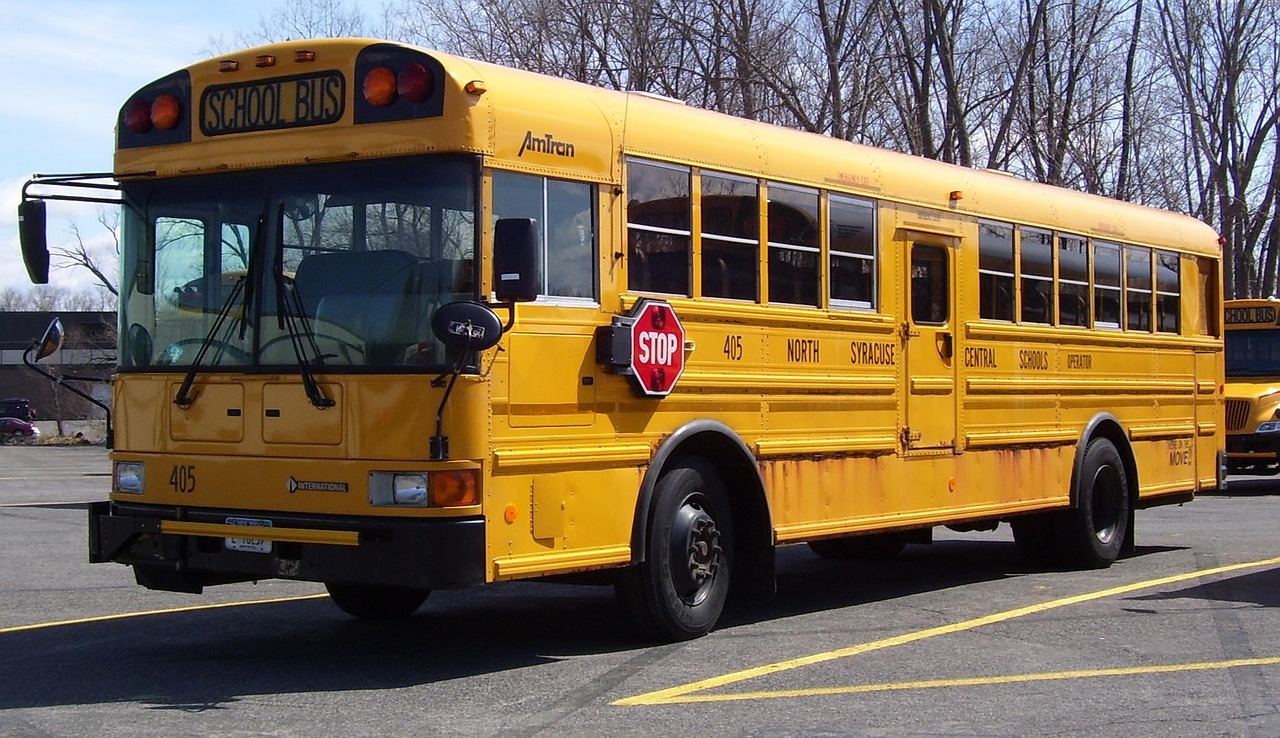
<box><xmin>22</xmin><ymin>346</ymin><xmax>113</xmax><ymax>448</ymax></box>
<box><xmin>429</xmin><ymin>348</ymin><xmax>472</xmax><ymax>461</ymax></box>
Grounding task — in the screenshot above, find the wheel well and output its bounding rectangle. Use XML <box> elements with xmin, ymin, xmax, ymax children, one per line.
<box><xmin>1074</xmin><ymin>416</ymin><xmax>1139</xmax><ymax>549</ymax></box>
<box><xmin>631</xmin><ymin>422</ymin><xmax>774</xmax><ymax>596</ymax></box>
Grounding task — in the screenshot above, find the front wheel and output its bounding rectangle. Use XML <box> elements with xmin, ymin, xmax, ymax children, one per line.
<box><xmin>325</xmin><ymin>583</ymin><xmax>430</xmax><ymax>619</ymax></box>
<box><xmin>617</xmin><ymin>457</ymin><xmax>734</xmax><ymax>641</ymax></box>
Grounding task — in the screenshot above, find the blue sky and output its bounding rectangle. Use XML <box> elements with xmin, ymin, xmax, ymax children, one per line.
<box><xmin>0</xmin><ymin>1</ymin><xmax>382</xmax><ymax>294</ymax></box>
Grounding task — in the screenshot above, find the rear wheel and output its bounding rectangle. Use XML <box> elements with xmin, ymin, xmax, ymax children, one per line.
<box><xmin>1013</xmin><ymin>437</ymin><xmax>1130</xmax><ymax>569</ymax></box>
<box><xmin>1059</xmin><ymin>438</ymin><xmax>1129</xmax><ymax>568</ymax></box>
<box><xmin>617</xmin><ymin>457</ymin><xmax>733</xmax><ymax>641</ymax></box>
<box><xmin>325</xmin><ymin>583</ymin><xmax>430</xmax><ymax>619</ymax></box>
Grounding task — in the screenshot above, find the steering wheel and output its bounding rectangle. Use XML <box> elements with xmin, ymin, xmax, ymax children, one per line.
<box><xmin>157</xmin><ymin>338</ymin><xmax>252</xmax><ymax>366</ymax></box>
<box><xmin>261</xmin><ymin>333</ymin><xmax>365</xmax><ymax>364</ymax></box>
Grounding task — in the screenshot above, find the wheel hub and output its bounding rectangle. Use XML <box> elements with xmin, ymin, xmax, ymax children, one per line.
<box><xmin>669</xmin><ymin>499</ymin><xmax>722</xmax><ymax>605</ymax></box>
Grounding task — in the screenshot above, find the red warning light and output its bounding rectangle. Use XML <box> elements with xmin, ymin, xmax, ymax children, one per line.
<box><xmin>398</xmin><ymin>63</ymin><xmax>432</xmax><ymax>103</ymax></box>
<box><xmin>123</xmin><ymin>98</ymin><xmax>152</xmax><ymax>134</ymax></box>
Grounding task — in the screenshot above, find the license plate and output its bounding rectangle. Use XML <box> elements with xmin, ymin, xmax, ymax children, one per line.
<box><xmin>225</xmin><ymin>516</ymin><xmax>273</xmax><ymax>554</ymax></box>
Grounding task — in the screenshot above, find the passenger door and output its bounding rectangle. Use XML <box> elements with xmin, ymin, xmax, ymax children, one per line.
<box><xmin>903</xmin><ymin>241</ymin><xmax>957</xmax><ymax>453</ymax></box>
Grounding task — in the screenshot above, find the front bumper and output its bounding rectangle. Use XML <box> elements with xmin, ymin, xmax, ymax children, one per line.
<box><xmin>1225</xmin><ymin>433</ymin><xmax>1280</xmax><ymax>473</ymax></box>
<box><xmin>89</xmin><ymin>501</ymin><xmax>486</xmax><ymax>593</ymax></box>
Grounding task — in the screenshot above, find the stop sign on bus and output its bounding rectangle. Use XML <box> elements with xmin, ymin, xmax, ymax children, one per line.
<box><xmin>628</xmin><ymin>299</ymin><xmax>686</xmax><ymax>396</ymax></box>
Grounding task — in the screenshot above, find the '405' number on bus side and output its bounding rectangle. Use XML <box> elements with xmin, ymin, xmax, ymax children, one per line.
<box><xmin>169</xmin><ymin>465</ymin><xmax>197</xmax><ymax>494</ymax></box>
<box><xmin>723</xmin><ymin>334</ymin><xmax>744</xmax><ymax>361</ymax></box>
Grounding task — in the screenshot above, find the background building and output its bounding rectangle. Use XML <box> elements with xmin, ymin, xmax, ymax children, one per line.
<box><xmin>1</xmin><ymin>312</ymin><xmax>113</xmax><ymax>438</ymax></box>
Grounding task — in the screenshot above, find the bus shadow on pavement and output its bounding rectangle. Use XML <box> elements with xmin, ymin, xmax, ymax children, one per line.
<box><xmin>1125</xmin><ymin>564</ymin><xmax>1280</xmax><ymax>610</ymax></box>
<box><xmin>0</xmin><ymin>536</ymin><xmax>1192</xmax><ymax>713</ymax></box>
<box><xmin>722</xmin><ymin>536</ymin><xmax>1185</xmax><ymax>628</ymax></box>
<box><xmin>1206</xmin><ymin>476</ymin><xmax>1280</xmax><ymax>496</ymax></box>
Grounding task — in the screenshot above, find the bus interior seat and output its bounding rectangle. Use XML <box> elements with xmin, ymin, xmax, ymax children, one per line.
<box><xmin>293</xmin><ymin>250</ymin><xmax>419</xmax><ymax>363</ymax></box>
<box><xmin>292</xmin><ymin>250</ymin><xmax>418</xmax><ymax>315</ymax></box>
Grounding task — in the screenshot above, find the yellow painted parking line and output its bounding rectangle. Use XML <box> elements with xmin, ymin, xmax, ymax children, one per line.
<box><xmin>0</xmin><ymin>594</ymin><xmax>329</xmax><ymax>635</ymax></box>
<box><xmin>654</xmin><ymin>656</ymin><xmax>1280</xmax><ymax>704</ymax></box>
<box><xmin>615</xmin><ymin>555</ymin><xmax>1280</xmax><ymax>706</ymax></box>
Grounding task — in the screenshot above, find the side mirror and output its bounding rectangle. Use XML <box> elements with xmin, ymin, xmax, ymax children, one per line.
<box><xmin>431</xmin><ymin>301</ymin><xmax>504</xmax><ymax>352</ymax></box>
<box><xmin>493</xmin><ymin>218</ymin><xmax>542</xmax><ymax>302</ymax></box>
<box><xmin>33</xmin><ymin>318</ymin><xmax>64</xmax><ymax>361</ymax></box>
<box><xmin>18</xmin><ymin>200</ymin><xmax>50</xmax><ymax>284</ymax></box>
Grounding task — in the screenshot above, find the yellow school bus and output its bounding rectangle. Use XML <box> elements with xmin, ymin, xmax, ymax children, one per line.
<box><xmin>19</xmin><ymin>38</ymin><xmax>1224</xmax><ymax>641</ymax></box>
<box><xmin>1223</xmin><ymin>299</ymin><xmax>1280</xmax><ymax>474</ymax></box>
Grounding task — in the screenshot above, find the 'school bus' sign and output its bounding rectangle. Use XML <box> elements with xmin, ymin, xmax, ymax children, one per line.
<box><xmin>1225</xmin><ymin>305</ymin><xmax>1278</xmax><ymax>326</ymax></box>
<box><xmin>200</xmin><ymin>71</ymin><xmax>346</xmax><ymax>136</ymax></box>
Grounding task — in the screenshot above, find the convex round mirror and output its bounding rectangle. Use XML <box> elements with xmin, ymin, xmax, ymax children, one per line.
<box><xmin>430</xmin><ymin>301</ymin><xmax>504</xmax><ymax>351</ymax></box>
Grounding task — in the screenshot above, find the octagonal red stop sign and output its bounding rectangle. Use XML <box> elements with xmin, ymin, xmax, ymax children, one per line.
<box><xmin>629</xmin><ymin>299</ymin><xmax>685</xmax><ymax>396</ymax></box>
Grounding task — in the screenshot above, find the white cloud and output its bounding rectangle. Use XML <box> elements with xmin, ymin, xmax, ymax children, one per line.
<box><xmin>0</xmin><ymin>0</ymin><xmax>392</xmax><ymax>298</ymax></box>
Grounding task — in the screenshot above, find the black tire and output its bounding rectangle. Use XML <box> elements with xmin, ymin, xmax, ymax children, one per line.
<box><xmin>325</xmin><ymin>583</ymin><xmax>430</xmax><ymax>619</ymax></box>
<box><xmin>1059</xmin><ymin>438</ymin><xmax>1130</xmax><ymax>568</ymax></box>
<box><xmin>808</xmin><ymin>533</ymin><xmax>908</xmax><ymax>560</ymax></box>
<box><xmin>617</xmin><ymin>457</ymin><xmax>734</xmax><ymax>641</ymax></box>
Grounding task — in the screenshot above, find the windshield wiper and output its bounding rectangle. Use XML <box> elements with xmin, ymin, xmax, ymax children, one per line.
<box><xmin>174</xmin><ymin>202</ymin><xmax>271</xmax><ymax>408</ymax></box>
<box><xmin>275</xmin><ymin>272</ymin><xmax>335</xmax><ymax>409</ymax></box>
<box><xmin>271</xmin><ymin>202</ymin><xmax>334</xmax><ymax>409</ymax></box>
<box><xmin>173</xmin><ymin>276</ymin><xmax>246</xmax><ymax>408</ymax></box>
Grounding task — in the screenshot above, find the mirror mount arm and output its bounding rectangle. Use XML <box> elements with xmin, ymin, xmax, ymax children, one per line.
<box><xmin>22</xmin><ymin>345</ymin><xmax>114</xmax><ymax>449</ymax></box>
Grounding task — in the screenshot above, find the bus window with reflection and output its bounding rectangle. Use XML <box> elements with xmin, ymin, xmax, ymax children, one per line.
<box><xmin>1020</xmin><ymin>227</ymin><xmax>1053</xmax><ymax>324</ymax></box>
<box><xmin>701</xmin><ymin>171</ymin><xmax>759</xmax><ymax>301</ymax></box>
<box><xmin>626</xmin><ymin>159</ymin><xmax>691</xmax><ymax>296</ymax></box>
<box><xmin>829</xmin><ymin>194</ymin><xmax>877</xmax><ymax>310</ymax></box>
<box><xmin>1058</xmin><ymin>235</ymin><xmax>1090</xmax><ymax>327</ymax></box>
<box><xmin>766</xmin><ymin>183</ymin><xmax>819</xmax><ymax>307</ymax></box>
<box><xmin>1127</xmin><ymin>245</ymin><xmax>1153</xmax><ymax>331</ymax></box>
<box><xmin>1156</xmin><ymin>251</ymin><xmax>1180</xmax><ymax>333</ymax></box>
<box><xmin>979</xmin><ymin>221</ymin><xmax>1014</xmax><ymax>321</ymax></box>
<box><xmin>1095</xmin><ymin>240</ymin><xmax>1122</xmax><ymax>329</ymax></box>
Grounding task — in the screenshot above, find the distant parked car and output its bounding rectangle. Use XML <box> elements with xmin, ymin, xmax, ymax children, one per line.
<box><xmin>0</xmin><ymin>417</ymin><xmax>40</xmax><ymax>443</ymax></box>
<box><xmin>0</xmin><ymin>398</ymin><xmax>36</xmax><ymax>421</ymax></box>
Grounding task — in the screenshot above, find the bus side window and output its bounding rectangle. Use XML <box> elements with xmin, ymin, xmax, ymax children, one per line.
<box><xmin>978</xmin><ymin>221</ymin><xmax>1014</xmax><ymax>321</ymax></box>
<box><xmin>1020</xmin><ymin>227</ymin><xmax>1053</xmax><ymax>325</ymax></box>
<box><xmin>766</xmin><ymin>182</ymin><xmax>819</xmax><ymax>307</ymax></box>
<box><xmin>829</xmin><ymin>194</ymin><xmax>877</xmax><ymax>310</ymax></box>
<box><xmin>701</xmin><ymin>171</ymin><xmax>759</xmax><ymax>302</ymax></box>
<box><xmin>493</xmin><ymin>170</ymin><xmax>597</xmax><ymax>301</ymax></box>
<box><xmin>911</xmin><ymin>244</ymin><xmax>949</xmax><ymax>325</ymax></box>
<box><xmin>626</xmin><ymin>159</ymin><xmax>691</xmax><ymax>296</ymax></box>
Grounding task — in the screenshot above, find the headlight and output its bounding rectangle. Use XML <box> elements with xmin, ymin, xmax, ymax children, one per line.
<box><xmin>393</xmin><ymin>474</ymin><xmax>428</xmax><ymax>505</ymax></box>
<box><xmin>114</xmin><ymin>461</ymin><xmax>145</xmax><ymax>494</ymax></box>
<box><xmin>1258</xmin><ymin>421</ymin><xmax>1280</xmax><ymax>434</ymax></box>
<box><xmin>369</xmin><ymin>470</ymin><xmax>479</xmax><ymax>507</ymax></box>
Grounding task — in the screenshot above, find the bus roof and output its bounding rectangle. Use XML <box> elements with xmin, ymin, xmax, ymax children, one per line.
<box><xmin>116</xmin><ymin>38</ymin><xmax>1220</xmax><ymax>258</ymax></box>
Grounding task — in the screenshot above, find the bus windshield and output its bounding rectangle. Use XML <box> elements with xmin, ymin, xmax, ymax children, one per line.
<box><xmin>118</xmin><ymin>156</ymin><xmax>478</xmax><ymax>373</ymax></box>
<box><xmin>1226</xmin><ymin>328</ymin><xmax>1280</xmax><ymax>377</ymax></box>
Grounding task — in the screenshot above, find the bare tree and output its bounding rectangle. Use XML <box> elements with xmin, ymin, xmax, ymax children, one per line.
<box><xmin>0</xmin><ymin>285</ymin><xmax>112</xmax><ymax>312</ymax></box>
<box><xmin>1155</xmin><ymin>0</ymin><xmax>1280</xmax><ymax>298</ymax></box>
<box><xmin>52</xmin><ymin>208</ymin><xmax>120</xmax><ymax>298</ymax></box>
<box><xmin>212</xmin><ymin>0</ymin><xmax>1278</xmax><ymax>299</ymax></box>
<box><xmin>206</xmin><ymin>0</ymin><xmax>383</xmax><ymax>53</ymax></box>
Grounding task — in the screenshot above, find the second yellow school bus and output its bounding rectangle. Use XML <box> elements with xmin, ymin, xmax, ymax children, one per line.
<box><xmin>20</xmin><ymin>39</ymin><xmax>1224</xmax><ymax>641</ymax></box>
<box><xmin>1224</xmin><ymin>299</ymin><xmax>1280</xmax><ymax>474</ymax></box>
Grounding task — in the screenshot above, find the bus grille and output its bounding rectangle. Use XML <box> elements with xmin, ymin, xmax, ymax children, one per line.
<box><xmin>1226</xmin><ymin>399</ymin><xmax>1252</xmax><ymax>432</ymax></box>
